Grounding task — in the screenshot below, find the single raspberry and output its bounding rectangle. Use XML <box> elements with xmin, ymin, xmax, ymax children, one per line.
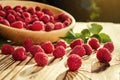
<box><xmin>15</xmin><ymin>16</ymin><xmax>24</xmax><ymax>22</ymax></box>
<box><xmin>0</xmin><ymin>16</ymin><xmax>3</xmax><ymax>22</ymax></box>
<box><xmin>64</xmin><ymin>18</ymin><xmax>71</xmax><ymax>27</ymax></box>
<box><xmin>35</xmin><ymin>6</ymin><xmax>41</xmax><ymax>12</ymax></box>
<box><xmin>4</xmin><ymin>6</ymin><xmax>12</xmax><ymax>11</ymax></box>
<box><xmin>25</xmin><ymin>24</ymin><xmax>32</xmax><ymax>30</ymax></box>
<box><xmin>36</xmin><ymin>11</ymin><xmax>44</xmax><ymax>20</ymax></box>
<box><xmin>23</xmin><ymin>38</ymin><xmax>33</xmax><ymax>52</ymax></box>
<box><xmin>0</xmin><ymin>4</ymin><xmax>2</xmax><ymax>10</ymax></box>
<box><xmin>67</xmin><ymin>54</ymin><xmax>82</xmax><ymax>71</ymax></box>
<box><xmin>58</xmin><ymin>13</ymin><xmax>69</xmax><ymax>22</ymax></box>
<box><xmin>15</xmin><ymin>7</ymin><xmax>23</xmax><ymax>13</ymax></box>
<box><xmin>27</xmin><ymin>7</ymin><xmax>35</xmax><ymax>14</ymax></box>
<box><xmin>40</xmin><ymin>41</ymin><xmax>54</xmax><ymax>53</ymax></box>
<box><xmin>88</xmin><ymin>38</ymin><xmax>100</xmax><ymax>50</ymax></box>
<box><xmin>22</xmin><ymin>12</ymin><xmax>32</xmax><ymax>23</ymax></box>
<box><xmin>22</xmin><ymin>6</ymin><xmax>27</xmax><ymax>12</ymax></box>
<box><xmin>31</xmin><ymin>21</ymin><xmax>45</xmax><ymax>31</ymax></box>
<box><xmin>7</xmin><ymin>13</ymin><xmax>16</xmax><ymax>23</ymax></box>
<box><xmin>14</xmin><ymin>5</ymin><xmax>22</xmax><ymax>10</ymax></box>
<box><xmin>50</xmin><ymin>16</ymin><xmax>55</xmax><ymax>23</ymax></box>
<box><xmin>96</xmin><ymin>48</ymin><xmax>112</xmax><ymax>63</ymax></box>
<box><xmin>0</xmin><ymin>19</ymin><xmax>10</xmax><ymax>26</ymax></box>
<box><xmin>54</xmin><ymin>40</ymin><xmax>67</xmax><ymax>49</ymax></box>
<box><xmin>34</xmin><ymin>52</ymin><xmax>48</xmax><ymax>66</ymax></box>
<box><xmin>70</xmin><ymin>39</ymin><xmax>84</xmax><ymax>49</ymax></box>
<box><xmin>41</xmin><ymin>14</ymin><xmax>50</xmax><ymax>23</ymax></box>
<box><xmin>0</xmin><ymin>10</ymin><xmax>6</xmax><ymax>17</ymax></box>
<box><xmin>42</xmin><ymin>8</ymin><xmax>53</xmax><ymax>16</ymax></box>
<box><xmin>11</xmin><ymin>21</ymin><xmax>24</xmax><ymax>29</ymax></box>
<box><xmin>83</xmin><ymin>44</ymin><xmax>92</xmax><ymax>55</ymax></box>
<box><xmin>70</xmin><ymin>45</ymin><xmax>86</xmax><ymax>57</ymax></box>
<box><xmin>29</xmin><ymin>45</ymin><xmax>44</xmax><ymax>56</ymax></box>
<box><xmin>31</xmin><ymin>14</ymin><xmax>39</xmax><ymax>22</ymax></box>
<box><xmin>1</xmin><ymin>44</ymin><xmax>14</xmax><ymax>55</ymax></box>
<box><xmin>45</xmin><ymin>22</ymin><xmax>54</xmax><ymax>31</ymax></box>
<box><xmin>12</xmin><ymin>47</ymin><xmax>27</xmax><ymax>61</ymax></box>
<box><xmin>53</xmin><ymin>46</ymin><xmax>65</xmax><ymax>58</ymax></box>
<box><xmin>103</xmin><ymin>42</ymin><xmax>114</xmax><ymax>53</ymax></box>
<box><xmin>54</xmin><ymin>22</ymin><xmax>64</xmax><ymax>30</ymax></box>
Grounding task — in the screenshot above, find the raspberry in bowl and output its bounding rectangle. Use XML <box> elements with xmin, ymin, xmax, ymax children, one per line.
<box><xmin>0</xmin><ymin>1</ymin><xmax>75</xmax><ymax>44</ymax></box>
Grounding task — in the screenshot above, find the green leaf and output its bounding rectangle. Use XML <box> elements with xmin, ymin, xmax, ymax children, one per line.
<box><xmin>65</xmin><ymin>29</ymin><xmax>76</xmax><ymax>38</ymax></box>
<box><xmin>81</xmin><ymin>29</ymin><xmax>90</xmax><ymax>37</ymax></box>
<box><xmin>91</xmin><ymin>34</ymin><xmax>101</xmax><ymax>43</ymax></box>
<box><xmin>0</xmin><ymin>36</ymin><xmax>9</xmax><ymax>47</ymax></box>
<box><xmin>88</xmin><ymin>23</ymin><xmax>103</xmax><ymax>34</ymax></box>
<box><xmin>99</xmin><ymin>33</ymin><xmax>111</xmax><ymax>43</ymax></box>
<box><xmin>62</xmin><ymin>37</ymin><xmax>76</xmax><ymax>44</ymax></box>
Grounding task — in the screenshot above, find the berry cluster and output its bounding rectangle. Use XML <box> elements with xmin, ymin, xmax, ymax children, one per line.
<box><xmin>0</xmin><ymin>5</ymin><xmax>71</xmax><ymax>31</ymax></box>
<box><xmin>0</xmin><ymin>37</ymin><xmax>114</xmax><ymax>71</ymax></box>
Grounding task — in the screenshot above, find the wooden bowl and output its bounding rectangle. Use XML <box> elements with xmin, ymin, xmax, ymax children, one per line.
<box><xmin>0</xmin><ymin>1</ymin><xmax>75</xmax><ymax>44</ymax></box>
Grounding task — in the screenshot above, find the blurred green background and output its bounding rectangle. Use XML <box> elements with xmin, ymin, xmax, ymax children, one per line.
<box><xmin>34</xmin><ymin>0</ymin><xmax>120</xmax><ymax>23</ymax></box>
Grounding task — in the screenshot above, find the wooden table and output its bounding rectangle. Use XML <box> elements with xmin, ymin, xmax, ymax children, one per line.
<box><xmin>0</xmin><ymin>22</ymin><xmax>120</xmax><ymax>80</ymax></box>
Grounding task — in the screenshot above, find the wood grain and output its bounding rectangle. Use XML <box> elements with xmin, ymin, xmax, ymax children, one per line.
<box><xmin>0</xmin><ymin>22</ymin><xmax>120</xmax><ymax>80</ymax></box>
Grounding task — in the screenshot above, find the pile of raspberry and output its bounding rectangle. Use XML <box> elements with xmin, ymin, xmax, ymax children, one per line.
<box><xmin>0</xmin><ymin>5</ymin><xmax>71</xmax><ymax>31</ymax></box>
<box><xmin>0</xmin><ymin>38</ymin><xmax>114</xmax><ymax>71</ymax></box>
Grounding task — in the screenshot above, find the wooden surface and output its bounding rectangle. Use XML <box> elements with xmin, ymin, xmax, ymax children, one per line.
<box><xmin>0</xmin><ymin>22</ymin><xmax>120</xmax><ymax>80</ymax></box>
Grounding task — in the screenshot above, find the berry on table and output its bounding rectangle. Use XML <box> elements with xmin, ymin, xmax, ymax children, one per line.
<box><xmin>103</xmin><ymin>42</ymin><xmax>114</xmax><ymax>53</ymax></box>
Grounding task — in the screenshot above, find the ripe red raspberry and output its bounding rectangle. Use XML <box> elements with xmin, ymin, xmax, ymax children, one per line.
<box><xmin>11</xmin><ymin>21</ymin><xmax>24</xmax><ymax>29</ymax></box>
<box><xmin>54</xmin><ymin>40</ymin><xmax>67</xmax><ymax>49</ymax></box>
<box><xmin>64</xmin><ymin>18</ymin><xmax>71</xmax><ymax>27</ymax></box>
<box><xmin>0</xmin><ymin>4</ymin><xmax>2</xmax><ymax>10</ymax></box>
<box><xmin>0</xmin><ymin>19</ymin><xmax>10</xmax><ymax>26</ymax></box>
<box><xmin>70</xmin><ymin>39</ymin><xmax>84</xmax><ymax>49</ymax></box>
<box><xmin>40</xmin><ymin>41</ymin><xmax>54</xmax><ymax>53</ymax></box>
<box><xmin>7</xmin><ymin>13</ymin><xmax>16</xmax><ymax>23</ymax></box>
<box><xmin>58</xmin><ymin>13</ymin><xmax>69</xmax><ymax>22</ymax></box>
<box><xmin>22</xmin><ymin>12</ymin><xmax>31</xmax><ymax>23</ymax></box>
<box><xmin>83</xmin><ymin>44</ymin><xmax>92</xmax><ymax>55</ymax></box>
<box><xmin>45</xmin><ymin>22</ymin><xmax>54</xmax><ymax>31</ymax></box>
<box><xmin>12</xmin><ymin>47</ymin><xmax>27</xmax><ymax>61</ymax></box>
<box><xmin>25</xmin><ymin>24</ymin><xmax>32</xmax><ymax>30</ymax></box>
<box><xmin>103</xmin><ymin>42</ymin><xmax>114</xmax><ymax>53</ymax></box>
<box><xmin>53</xmin><ymin>46</ymin><xmax>65</xmax><ymax>58</ymax></box>
<box><xmin>31</xmin><ymin>14</ymin><xmax>39</xmax><ymax>22</ymax></box>
<box><xmin>23</xmin><ymin>38</ymin><xmax>33</xmax><ymax>52</ymax></box>
<box><xmin>54</xmin><ymin>22</ymin><xmax>64</xmax><ymax>30</ymax></box>
<box><xmin>31</xmin><ymin>21</ymin><xmax>45</xmax><ymax>31</ymax></box>
<box><xmin>0</xmin><ymin>16</ymin><xmax>3</xmax><ymax>22</ymax></box>
<box><xmin>36</xmin><ymin>11</ymin><xmax>44</xmax><ymax>20</ymax></box>
<box><xmin>22</xmin><ymin>6</ymin><xmax>27</xmax><ymax>12</ymax></box>
<box><xmin>34</xmin><ymin>52</ymin><xmax>48</xmax><ymax>66</ymax></box>
<box><xmin>1</xmin><ymin>44</ymin><xmax>14</xmax><ymax>55</ymax></box>
<box><xmin>70</xmin><ymin>45</ymin><xmax>86</xmax><ymax>57</ymax></box>
<box><xmin>4</xmin><ymin>6</ymin><xmax>12</xmax><ymax>11</ymax></box>
<box><xmin>27</xmin><ymin>7</ymin><xmax>35</xmax><ymax>14</ymax></box>
<box><xmin>88</xmin><ymin>38</ymin><xmax>100</xmax><ymax>50</ymax></box>
<box><xmin>0</xmin><ymin>10</ymin><xmax>6</xmax><ymax>17</ymax></box>
<box><xmin>35</xmin><ymin>6</ymin><xmax>41</xmax><ymax>12</ymax></box>
<box><xmin>67</xmin><ymin>54</ymin><xmax>82</xmax><ymax>71</ymax></box>
<box><xmin>29</xmin><ymin>45</ymin><xmax>44</xmax><ymax>56</ymax></box>
<box><xmin>41</xmin><ymin>14</ymin><xmax>50</xmax><ymax>23</ymax></box>
<box><xmin>42</xmin><ymin>8</ymin><xmax>53</xmax><ymax>16</ymax></box>
<box><xmin>96</xmin><ymin>48</ymin><xmax>112</xmax><ymax>63</ymax></box>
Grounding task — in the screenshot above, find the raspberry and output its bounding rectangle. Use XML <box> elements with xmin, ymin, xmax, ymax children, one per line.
<box><xmin>54</xmin><ymin>40</ymin><xmax>67</xmax><ymax>49</ymax></box>
<box><xmin>29</xmin><ymin>45</ymin><xmax>44</xmax><ymax>56</ymax></box>
<box><xmin>22</xmin><ymin>12</ymin><xmax>31</xmax><ymax>23</ymax></box>
<box><xmin>15</xmin><ymin>7</ymin><xmax>23</xmax><ymax>13</ymax></box>
<box><xmin>35</xmin><ymin>6</ymin><xmax>41</xmax><ymax>12</ymax></box>
<box><xmin>50</xmin><ymin>16</ymin><xmax>55</xmax><ymax>23</ymax></box>
<box><xmin>36</xmin><ymin>11</ymin><xmax>44</xmax><ymax>20</ymax></box>
<box><xmin>67</xmin><ymin>54</ymin><xmax>82</xmax><ymax>71</ymax></box>
<box><xmin>12</xmin><ymin>47</ymin><xmax>27</xmax><ymax>61</ymax></box>
<box><xmin>7</xmin><ymin>13</ymin><xmax>16</xmax><ymax>23</ymax></box>
<box><xmin>70</xmin><ymin>45</ymin><xmax>86</xmax><ymax>57</ymax></box>
<box><xmin>0</xmin><ymin>10</ymin><xmax>6</xmax><ymax>17</ymax></box>
<box><xmin>25</xmin><ymin>24</ymin><xmax>32</xmax><ymax>30</ymax></box>
<box><xmin>54</xmin><ymin>22</ymin><xmax>64</xmax><ymax>30</ymax></box>
<box><xmin>27</xmin><ymin>7</ymin><xmax>35</xmax><ymax>14</ymax></box>
<box><xmin>23</xmin><ymin>38</ymin><xmax>33</xmax><ymax>52</ymax></box>
<box><xmin>42</xmin><ymin>8</ymin><xmax>53</xmax><ymax>16</ymax></box>
<box><xmin>15</xmin><ymin>16</ymin><xmax>24</xmax><ymax>22</ymax></box>
<box><xmin>103</xmin><ymin>42</ymin><xmax>114</xmax><ymax>53</ymax></box>
<box><xmin>34</xmin><ymin>52</ymin><xmax>48</xmax><ymax>66</ymax></box>
<box><xmin>64</xmin><ymin>18</ymin><xmax>71</xmax><ymax>27</ymax></box>
<box><xmin>14</xmin><ymin>5</ymin><xmax>22</xmax><ymax>10</ymax></box>
<box><xmin>11</xmin><ymin>21</ymin><xmax>24</xmax><ymax>29</ymax></box>
<box><xmin>41</xmin><ymin>14</ymin><xmax>50</xmax><ymax>23</ymax></box>
<box><xmin>53</xmin><ymin>46</ymin><xmax>65</xmax><ymax>58</ymax></box>
<box><xmin>31</xmin><ymin>14</ymin><xmax>39</xmax><ymax>22</ymax></box>
<box><xmin>58</xmin><ymin>13</ymin><xmax>69</xmax><ymax>22</ymax></box>
<box><xmin>70</xmin><ymin>39</ymin><xmax>84</xmax><ymax>49</ymax></box>
<box><xmin>45</xmin><ymin>22</ymin><xmax>54</xmax><ymax>31</ymax></box>
<box><xmin>40</xmin><ymin>41</ymin><xmax>54</xmax><ymax>53</ymax></box>
<box><xmin>0</xmin><ymin>16</ymin><xmax>3</xmax><ymax>22</ymax></box>
<box><xmin>0</xmin><ymin>19</ymin><xmax>10</xmax><ymax>26</ymax></box>
<box><xmin>0</xmin><ymin>4</ymin><xmax>2</xmax><ymax>10</ymax></box>
<box><xmin>1</xmin><ymin>44</ymin><xmax>14</xmax><ymax>55</ymax></box>
<box><xmin>31</xmin><ymin>21</ymin><xmax>45</xmax><ymax>31</ymax></box>
<box><xmin>96</xmin><ymin>48</ymin><xmax>112</xmax><ymax>63</ymax></box>
<box><xmin>88</xmin><ymin>38</ymin><xmax>100</xmax><ymax>50</ymax></box>
<box><xmin>83</xmin><ymin>44</ymin><xmax>92</xmax><ymax>55</ymax></box>
<box><xmin>22</xmin><ymin>6</ymin><xmax>27</xmax><ymax>12</ymax></box>
<box><xmin>4</xmin><ymin>6</ymin><xmax>12</xmax><ymax>11</ymax></box>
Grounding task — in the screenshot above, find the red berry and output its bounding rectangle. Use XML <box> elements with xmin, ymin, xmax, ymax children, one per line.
<box><xmin>11</xmin><ymin>21</ymin><xmax>24</xmax><ymax>29</ymax></box>
<box><xmin>96</xmin><ymin>48</ymin><xmax>112</xmax><ymax>63</ymax></box>
<box><xmin>36</xmin><ymin>11</ymin><xmax>44</xmax><ymax>20</ymax></box>
<box><xmin>67</xmin><ymin>54</ymin><xmax>82</xmax><ymax>71</ymax></box>
<box><xmin>1</xmin><ymin>44</ymin><xmax>14</xmax><ymax>55</ymax></box>
<box><xmin>31</xmin><ymin>21</ymin><xmax>45</xmax><ymax>31</ymax></box>
<box><xmin>22</xmin><ymin>12</ymin><xmax>31</xmax><ymax>23</ymax></box>
<box><xmin>27</xmin><ymin>7</ymin><xmax>35</xmax><ymax>14</ymax></box>
<box><xmin>70</xmin><ymin>39</ymin><xmax>84</xmax><ymax>49</ymax></box>
<box><xmin>103</xmin><ymin>42</ymin><xmax>114</xmax><ymax>53</ymax></box>
<box><xmin>54</xmin><ymin>22</ymin><xmax>64</xmax><ymax>30</ymax></box>
<box><xmin>45</xmin><ymin>22</ymin><xmax>54</xmax><ymax>31</ymax></box>
<box><xmin>29</xmin><ymin>45</ymin><xmax>44</xmax><ymax>56</ymax></box>
<box><xmin>25</xmin><ymin>24</ymin><xmax>32</xmax><ymax>30</ymax></box>
<box><xmin>70</xmin><ymin>45</ymin><xmax>86</xmax><ymax>57</ymax></box>
<box><xmin>54</xmin><ymin>40</ymin><xmax>67</xmax><ymax>49</ymax></box>
<box><xmin>0</xmin><ymin>16</ymin><xmax>3</xmax><ymax>22</ymax></box>
<box><xmin>0</xmin><ymin>10</ymin><xmax>6</xmax><ymax>17</ymax></box>
<box><xmin>22</xmin><ymin>6</ymin><xmax>27</xmax><ymax>12</ymax></box>
<box><xmin>88</xmin><ymin>38</ymin><xmax>100</xmax><ymax>50</ymax></box>
<box><xmin>40</xmin><ymin>41</ymin><xmax>54</xmax><ymax>53</ymax></box>
<box><xmin>0</xmin><ymin>19</ymin><xmax>10</xmax><ymax>26</ymax></box>
<box><xmin>23</xmin><ymin>38</ymin><xmax>33</xmax><ymax>52</ymax></box>
<box><xmin>83</xmin><ymin>44</ymin><xmax>92</xmax><ymax>55</ymax></box>
<box><xmin>4</xmin><ymin>5</ymin><xmax>12</xmax><ymax>11</ymax></box>
<box><xmin>34</xmin><ymin>52</ymin><xmax>48</xmax><ymax>66</ymax></box>
<box><xmin>58</xmin><ymin>13</ymin><xmax>69</xmax><ymax>22</ymax></box>
<box><xmin>35</xmin><ymin>6</ymin><xmax>41</xmax><ymax>12</ymax></box>
<box><xmin>42</xmin><ymin>8</ymin><xmax>53</xmax><ymax>16</ymax></box>
<box><xmin>41</xmin><ymin>14</ymin><xmax>50</xmax><ymax>23</ymax></box>
<box><xmin>64</xmin><ymin>18</ymin><xmax>71</xmax><ymax>27</ymax></box>
<box><xmin>31</xmin><ymin>14</ymin><xmax>39</xmax><ymax>22</ymax></box>
<box><xmin>0</xmin><ymin>4</ymin><xmax>2</xmax><ymax>10</ymax></box>
<box><xmin>12</xmin><ymin>47</ymin><xmax>27</xmax><ymax>61</ymax></box>
<box><xmin>53</xmin><ymin>46</ymin><xmax>65</xmax><ymax>58</ymax></box>
<box><xmin>7</xmin><ymin>13</ymin><xmax>16</xmax><ymax>23</ymax></box>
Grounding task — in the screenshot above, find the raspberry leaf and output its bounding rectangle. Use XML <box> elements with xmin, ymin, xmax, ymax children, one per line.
<box><xmin>81</xmin><ymin>29</ymin><xmax>90</xmax><ymax>38</ymax></box>
<box><xmin>99</xmin><ymin>33</ymin><xmax>111</xmax><ymax>43</ymax></box>
<box><xmin>88</xmin><ymin>23</ymin><xmax>103</xmax><ymax>34</ymax></box>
